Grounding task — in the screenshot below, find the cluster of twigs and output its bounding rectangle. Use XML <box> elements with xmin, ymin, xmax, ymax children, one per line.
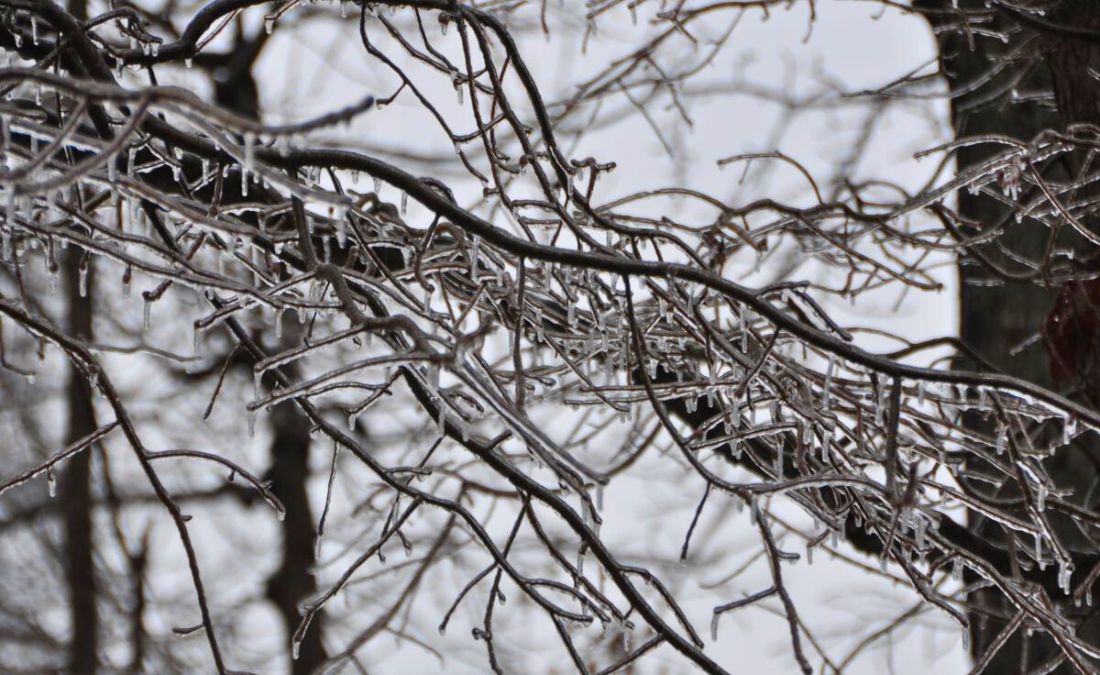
<box><xmin>2</xmin><ymin>0</ymin><xmax>1100</xmax><ymax>672</ymax></box>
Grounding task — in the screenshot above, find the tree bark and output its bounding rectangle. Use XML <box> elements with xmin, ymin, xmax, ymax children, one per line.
<box><xmin>61</xmin><ymin>247</ymin><xmax>98</xmax><ymax>673</ymax></box>
<box><xmin>58</xmin><ymin>0</ymin><xmax>98</xmax><ymax>669</ymax></box>
<box><xmin>920</xmin><ymin>1</ymin><xmax>1100</xmax><ymax>670</ymax></box>
<box><xmin>263</xmin><ymin>400</ymin><xmax>327</xmax><ymax>672</ymax></box>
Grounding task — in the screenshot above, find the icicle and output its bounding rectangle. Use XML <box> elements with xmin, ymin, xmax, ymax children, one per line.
<box><xmin>823</xmin><ymin>354</ymin><xmax>835</xmax><ymax>409</ymax></box>
<box><xmin>334</xmin><ymin>216</ymin><xmax>347</xmax><ymax>247</ymax></box>
<box><xmin>373</xmin><ymin>176</ymin><xmax>381</xmax><ymax>194</ymax></box>
<box><xmin>1064</xmin><ymin>415</ymin><xmax>1077</xmax><ymax>446</ymax></box>
<box><xmin>874</xmin><ymin>385</ymin><xmax>887</xmax><ymax>426</ymax></box>
<box><xmin>46</xmin><ymin>468</ymin><xmax>56</xmax><ymax>498</ymax></box>
<box><xmin>1059</xmin><ymin>562</ymin><xmax>1074</xmax><ymax>594</ymax></box>
<box><xmin>143</xmin><ymin>299</ymin><xmax>152</xmax><ymax>331</ymax></box>
<box><xmin>242</xmin><ymin>132</ymin><xmax>255</xmax><ymax>192</ymax></box>
<box><xmin>247</xmin><ymin>409</ymin><xmax>257</xmax><ymax>438</ymax></box>
<box><xmin>452</xmin><ymin>73</ymin><xmax>465</xmax><ymax>105</ymax></box>
<box><xmin>710</xmin><ymin>613</ymin><xmax>720</xmax><ymax>641</ymax></box>
<box><xmin>265</xmin><ymin>16</ymin><xmax>276</xmax><ymax>34</ymax></box>
<box><xmin>78</xmin><ymin>261</ymin><xmax>88</xmax><ymax>298</ymax></box>
<box><xmin>469</xmin><ymin>234</ymin><xmax>480</xmax><ymax>276</ymax></box>
<box><xmin>400</xmin><ymin>191</ymin><xmax>408</xmax><ymax>215</ymax></box>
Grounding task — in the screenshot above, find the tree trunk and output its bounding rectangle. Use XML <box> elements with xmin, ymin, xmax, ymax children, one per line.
<box><xmin>921</xmin><ymin>2</ymin><xmax>1100</xmax><ymax>670</ymax></box>
<box><xmin>263</xmin><ymin>399</ymin><xmax>327</xmax><ymax>672</ymax></box>
<box><xmin>61</xmin><ymin>247</ymin><xmax>98</xmax><ymax>673</ymax></box>
<box><xmin>59</xmin><ymin>0</ymin><xmax>98</xmax><ymax>669</ymax></box>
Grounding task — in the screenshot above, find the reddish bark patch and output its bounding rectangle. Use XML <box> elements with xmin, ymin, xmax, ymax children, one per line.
<box><xmin>1044</xmin><ymin>279</ymin><xmax>1100</xmax><ymax>404</ymax></box>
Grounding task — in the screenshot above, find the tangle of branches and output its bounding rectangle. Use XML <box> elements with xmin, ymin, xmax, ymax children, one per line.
<box><xmin>2</xmin><ymin>0</ymin><xmax>1100</xmax><ymax>672</ymax></box>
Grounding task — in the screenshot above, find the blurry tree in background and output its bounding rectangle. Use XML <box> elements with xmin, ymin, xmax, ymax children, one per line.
<box><xmin>1</xmin><ymin>0</ymin><xmax>1100</xmax><ymax>673</ymax></box>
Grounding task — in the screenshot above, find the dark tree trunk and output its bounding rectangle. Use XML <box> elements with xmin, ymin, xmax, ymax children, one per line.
<box><xmin>263</xmin><ymin>400</ymin><xmax>327</xmax><ymax>672</ymax></box>
<box><xmin>60</xmin><ymin>0</ymin><xmax>97</xmax><ymax>669</ymax></box>
<box><xmin>60</xmin><ymin>0</ymin><xmax>97</xmax><ymax>668</ymax></box>
<box><xmin>61</xmin><ymin>247</ymin><xmax>98</xmax><ymax>673</ymax></box>
<box><xmin>920</xmin><ymin>1</ymin><xmax>1100</xmax><ymax>670</ymax></box>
